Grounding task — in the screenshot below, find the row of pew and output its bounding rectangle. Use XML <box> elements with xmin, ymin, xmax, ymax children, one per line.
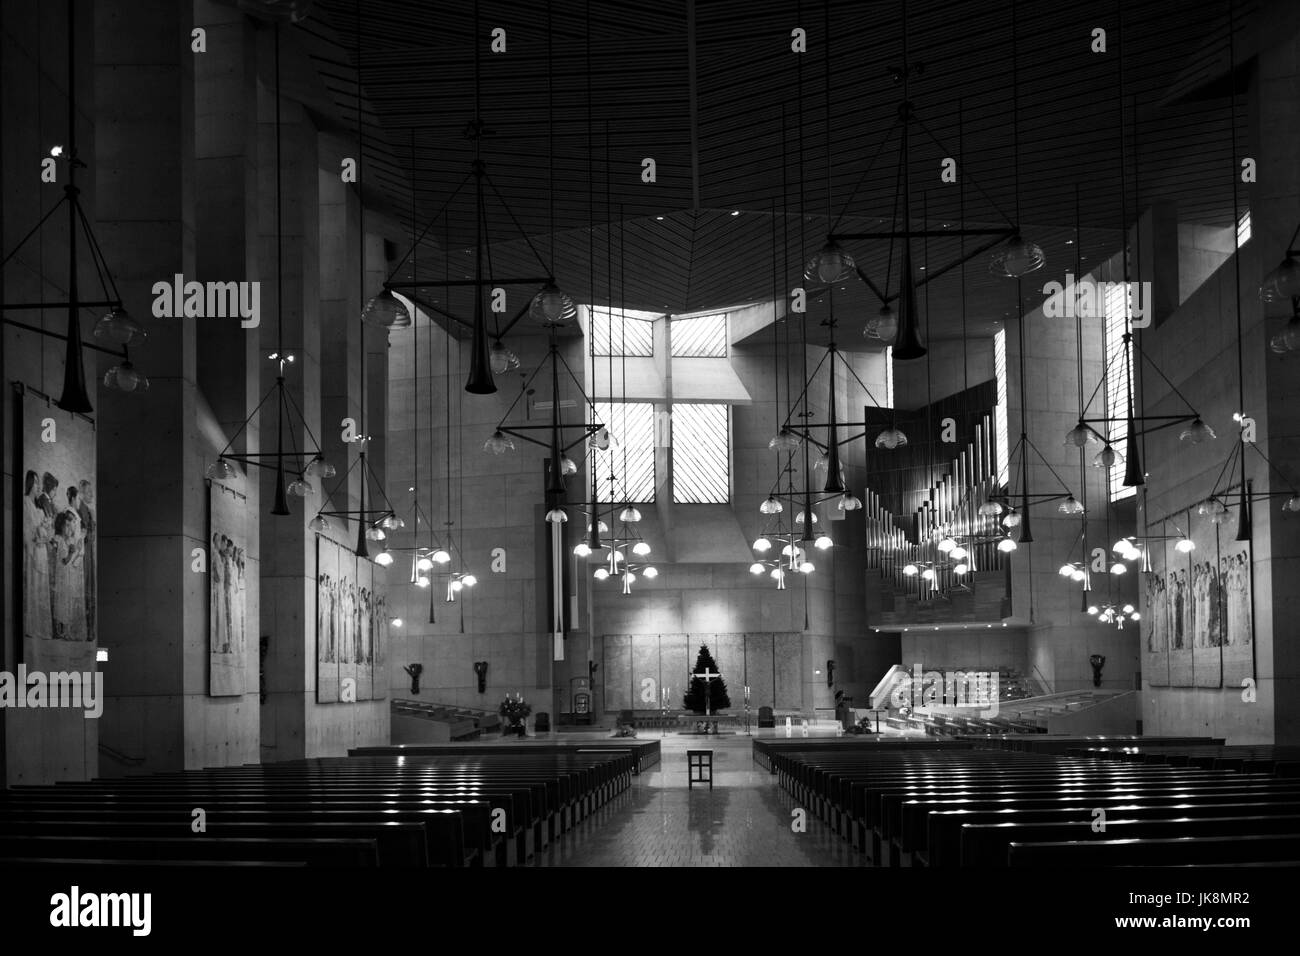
<box><xmin>0</xmin><ymin>741</ymin><xmax>658</xmax><ymax>868</ymax></box>
<box><xmin>755</xmin><ymin>735</ymin><xmax>1300</xmax><ymax>867</ymax></box>
<box><xmin>1070</xmin><ymin>743</ymin><xmax>1300</xmax><ymax>777</ymax></box>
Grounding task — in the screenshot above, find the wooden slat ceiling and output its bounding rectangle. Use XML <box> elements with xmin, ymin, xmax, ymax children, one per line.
<box><xmin>298</xmin><ymin>0</ymin><xmax>1256</xmax><ymax>340</ymax></box>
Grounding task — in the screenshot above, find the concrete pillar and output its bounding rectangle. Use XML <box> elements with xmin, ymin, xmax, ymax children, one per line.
<box><xmin>93</xmin><ymin>0</ymin><xmax>206</xmax><ymax>773</ymax></box>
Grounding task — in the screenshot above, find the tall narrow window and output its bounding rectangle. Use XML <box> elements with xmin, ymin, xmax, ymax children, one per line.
<box><xmin>884</xmin><ymin>346</ymin><xmax>895</xmax><ymax>409</ymax></box>
<box><xmin>1104</xmin><ymin>282</ymin><xmax>1136</xmax><ymax>501</ymax></box>
<box><xmin>592</xmin><ymin>402</ymin><xmax>655</xmax><ymax>503</ymax></box>
<box><xmin>993</xmin><ymin>329</ymin><xmax>1010</xmax><ymax>486</ymax></box>
<box><xmin>671</xmin><ymin>403</ymin><xmax>730</xmax><ymax>504</ymax></box>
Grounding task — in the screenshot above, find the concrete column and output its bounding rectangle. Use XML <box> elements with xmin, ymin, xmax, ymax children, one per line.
<box><xmin>93</xmin><ymin>0</ymin><xmax>206</xmax><ymax>773</ymax></box>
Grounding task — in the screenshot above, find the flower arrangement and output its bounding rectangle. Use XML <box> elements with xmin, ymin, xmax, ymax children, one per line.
<box><xmin>499</xmin><ymin>693</ymin><xmax>532</xmax><ymax>724</ymax></box>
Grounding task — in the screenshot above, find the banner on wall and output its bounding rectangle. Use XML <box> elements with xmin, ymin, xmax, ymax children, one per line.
<box><xmin>208</xmin><ymin>481</ymin><xmax>248</xmax><ymax>696</ymax></box>
<box><xmin>13</xmin><ymin>383</ymin><xmax>98</xmax><ymax>675</ymax></box>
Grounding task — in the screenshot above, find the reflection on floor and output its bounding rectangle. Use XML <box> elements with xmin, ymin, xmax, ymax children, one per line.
<box><xmin>529</xmin><ymin>730</ymin><xmax>870</xmax><ymax>867</ymax></box>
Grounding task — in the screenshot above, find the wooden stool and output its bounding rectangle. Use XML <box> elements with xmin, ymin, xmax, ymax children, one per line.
<box><xmin>687</xmin><ymin>750</ymin><xmax>713</xmax><ymax>789</ymax></box>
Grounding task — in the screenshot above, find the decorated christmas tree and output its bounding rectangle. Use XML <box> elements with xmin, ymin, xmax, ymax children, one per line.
<box><xmin>682</xmin><ymin>644</ymin><xmax>731</xmax><ymax>713</ymax></box>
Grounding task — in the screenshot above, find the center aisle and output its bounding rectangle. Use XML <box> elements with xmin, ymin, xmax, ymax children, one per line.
<box><xmin>529</xmin><ymin>731</ymin><xmax>869</xmax><ymax>867</ymax></box>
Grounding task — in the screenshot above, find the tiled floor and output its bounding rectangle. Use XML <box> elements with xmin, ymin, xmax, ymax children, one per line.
<box><xmin>530</xmin><ymin>731</ymin><xmax>870</xmax><ymax>867</ymax></box>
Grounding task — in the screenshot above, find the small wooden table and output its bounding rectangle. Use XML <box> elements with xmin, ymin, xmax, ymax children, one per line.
<box><xmin>687</xmin><ymin>750</ymin><xmax>713</xmax><ymax>789</ymax></box>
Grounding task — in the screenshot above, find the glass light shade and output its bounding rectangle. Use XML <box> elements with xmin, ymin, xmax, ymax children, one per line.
<box><xmin>769</xmin><ymin>428</ymin><xmax>803</xmax><ymax>451</ymax></box>
<box><xmin>1131</xmin><ymin>612</ymin><xmax>1141</xmax><ymax>621</ymax></box>
<box><xmin>304</xmin><ymin>456</ymin><xmax>335</xmax><ymax>479</ymax></box>
<box><xmin>950</xmin><ymin>546</ymin><xmax>968</xmax><ymax>561</ymax></box>
<box><xmin>1279</xmin><ymin>321</ymin><xmax>1300</xmax><ymax>352</ymax></box>
<box><xmin>1065</xmin><ymin>422</ymin><xmax>1098</xmax><ymax>447</ymax></box>
<box><xmin>374</xmin><ymin>550</ymin><xmax>394</xmax><ymax>567</ymax></box>
<box><xmin>1088</xmin><ymin>605</ymin><xmax>1099</xmax><ymax>615</ymax></box>
<box><xmin>799</xmin><ymin>561</ymin><xmax>815</xmax><ymax>574</ymax></box>
<box><xmin>1058</xmin><ymin>563</ymin><xmax>1075</xmax><ymax>577</ymax></box>
<box><xmin>484</xmin><ymin>430</ymin><xmax>515</xmax><ymax>454</ymax></box>
<box><xmin>588</xmin><ymin>520</ymin><xmax>610</xmax><ymax>535</ymax></box>
<box><xmin>760</xmin><ymin>496</ymin><xmax>784</xmax><ymax>515</ymax></box>
<box><xmin>875</xmin><ymin>426</ymin><xmax>908</xmax><ymax>450</ymax></box>
<box><xmin>609</xmin><ymin>551</ymin><xmax>625</xmax><ymax>564</ymax></box>
<box><xmin>770</xmin><ymin>567</ymin><xmax>784</xmax><ymax>580</ymax></box>
<box><xmin>380</xmin><ymin>514</ymin><xmax>405</xmax><ymax>531</ymax></box>
<box><xmin>1179</xmin><ymin>418</ymin><xmax>1215</xmax><ymax>443</ymax></box>
<box><xmin>432</xmin><ymin>549</ymin><xmax>451</xmax><ymax>564</ymax></box>
<box><xmin>1284</xmin><ymin>495</ymin><xmax>1300</xmax><ymax>513</ymax></box>
<box><xmin>1122</xmin><ymin>604</ymin><xmax>1135</xmax><ymax>614</ymax></box>
<box><xmin>573</xmin><ymin>542</ymin><xmax>592</xmax><ymax>557</ymax></box>
<box><xmin>1260</xmin><ymin>256</ymin><xmax>1300</xmax><ymax>301</ymax></box>
<box><xmin>286</xmin><ymin>478</ymin><xmax>313</xmax><ymax>498</ymax></box>
<box><xmin>545</xmin><ymin>508</ymin><xmax>568</xmax><ymax>523</ymax></box>
<box><xmin>416</xmin><ymin>555</ymin><xmax>434</xmax><ymax>571</ymax></box>
<box><xmin>415</xmin><ymin>576</ymin><xmax>430</xmax><ymax>588</ymax></box>
<box><xmin>1110</xmin><ymin>561</ymin><xmax>1127</xmax><ymax>575</ymax></box>
<box><xmin>1093</xmin><ymin>445</ymin><xmax>1118</xmax><ymax>469</ymax></box>
<box><xmin>814</xmin><ymin>535</ymin><xmax>833</xmax><ymax>550</ymax></box>
<box><xmin>1058</xmin><ymin>496</ymin><xmax>1085</xmax><ymax>515</ymax></box>
<box><xmin>632</xmin><ymin>541</ymin><xmax>652</xmax><ymax>556</ymax></box>
<box><xmin>588</xmin><ymin>427</ymin><xmax>613</xmax><ymax>451</ymax></box>
<box><xmin>1199</xmin><ymin>497</ymin><xmax>1228</xmax><ymax>517</ymax></box>
<box><xmin>978</xmin><ymin>501</ymin><xmax>1004</xmax><ymax>517</ymax></box>
<box><xmin>838</xmin><ymin>492</ymin><xmax>863</xmax><ymax>511</ymax></box>
<box><xmin>624</xmin><ymin>572</ymin><xmax>636</xmax><ymax>585</ymax></box>
<box><xmin>308</xmin><ymin>514</ymin><xmax>330</xmax><ymax>532</ymax></box>
<box><xmin>1174</xmin><ymin>537</ymin><xmax>1195</xmax><ymax>553</ymax></box>
<box><xmin>93</xmin><ymin>306</ymin><xmax>147</xmax><ymax>346</ymax></box>
<box><xmin>749</xmin><ymin>562</ymin><xmax>766</xmax><ymax>575</ymax></box>
<box><xmin>529</xmin><ymin>282</ymin><xmax>578</xmax><ymax>326</ymax></box>
<box><xmin>1112</xmin><ymin>538</ymin><xmax>1133</xmax><ymax>554</ymax></box>
<box><xmin>782</xmin><ymin>544</ymin><xmax>804</xmax><ymax>559</ymax></box>
<box><xmin>642</xmin><ymin>566</ymin><xmax>658</xmax><ymax>579</ymax></box>
<box><xmin>206</xmin><ymin>458</ymin><xmax>238</xmax><ymax>481</ymax></box>
<box><xmin>365</xmin><ymin>525</ymin><xmax>386</xmax><ymax>541</ymax></box>
<box><xmin>361</xmin><ymin>289</ymin><xmax>411</xmax><ymax>329</ymax></box>
<box><xmin>1002</xmin><ymin>512</ymin><xmax>1022</xmax><ymax>528</ymax></box>
<box><xmin>593</xmin><ymin>568</ymin><xmax>609</xmax><ymax>581</ymax></box>
<box><xmin>920</xmin><ymin>568</ymin><xmax>935</xmax><ymax>581</ymax></box>
<box><xmin>462</xmin><ymin>574</ymin><xmax>477</xmax><ymax>587</ymax></box>
<box><xmin>989</xmin><ymin>234</ymin><xmax>1046</xmax><ymax>277</ymax></box>
<box><xmin>752</xmin><ymin>537</ymin><xmax>772</xmax><ymax>553</ymax></box>
<box><xmin>560</xmin><ymin>456</ymin><xmax>579</xmax><ymax>476</ymax></box>
<box><xmin>489</xmin><ymin>340</ymin><xmax>520</xmax><ymax>374</ymax></box>
<box><xmin>1272</xmin><ymin>332</ymin><xmax>1290</xmax><ymax>353</ymax></box>
<box><xmin>997</xmin><ymin>537</ymin><xmax>1018</xmax><ymax>553</ymax></box>
<box><xmin>103</xmin><ymin>361</ymin><xmax>149</xmax><ymax>393</ymax></box>
<box><xmin>619</xmin><ymin>506</ymin><xmax>642</xmax><ymax>523</ymax></box>
<box><xmin>794</xmin><ymin>510</ymin><xmax>817</xmax><ymax>526</ymax></box>
<box><xmin>954</xmin><ymin>563</ymin><xmax>969</xmax><ymax>575</ymax></box>
<box><xmin>449</xmin><ymin>579</ymin><xmax>463</xmax><ymax>591</ymax></box>
<box><xmin>805</xmin><ymin>240</ymin><xmax>855</xmax><ymax>283</ymax></box>
<box><xmin>937</xmin><ymin>537</ymin><xmax>956</xmax><ymax>553</ymax></box>
<box><xmin>864</xmin><ymin>304</ymin><xmax>898</xmax><ymax>342</ymax></box>
<box><xmin>902</xmin><ymin>564</ymin><xmax>919</xmax><ymax>576</ymax></box>
<box><xmin>1071</xmin><ymin>568</ymin><xmax>1086</xmax><ymax>582</ymax></box>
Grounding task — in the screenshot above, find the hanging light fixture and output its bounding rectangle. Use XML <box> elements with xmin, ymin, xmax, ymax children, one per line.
<box><xmin>489</xmin><ymin>340</ymin><xmax>520</xmax><ymax>374</ymax></box>
<box><xmin>874</xmin><ymin>426</ymin><xmax>908</xmax><ymax>450</ymax></box>
<box><xmin>1058</xmin><ymin>496</ymin><xmax>1085</xmax><ymax>515</ymax></box>
<box><xmin>863</xmin><ymin>304</ymin><xmax>898</xmax><ymax>342</ymax></box>
<box><xmin>752</xmin><ymin>537</ymin><xmax>772</xmax><ymax>553</ymax></box>
<box><xmin>1064</xmin><ymin>421</ymin><xmax>1099</xmax><ymax>447</ymax></box>
<box><xmin>308</xmin><ymin>514</ymin><xmax>330</xmax><ymax>532</ymax></box>
<box><xmin>1179</xmin><ymin>418</ymin><xmax>1216</xmax><ymax>443</ymax></box>
<box><xmin>619</xmin><ymin>505</ymin><xmax>642</xmax><ymax>523</ymax></box>
<box><xmin>529</xmin><ymin>281</ymin><xmax>578</xmax><ymax>326</ymax></box>
<box><xmin>92</xmin><ymin>307</ymin><xmax>147</xmax><ymax>346</ymax></box>
<box><xmin>989</xmin><ymin>234</ymin><xmax>1046</xmax><ymax>278</ymax></box>
<box><xmin>1174</xmin><ymin>535</ymin><xmax>1195</xmax><ymax>553</ymax></box>
<box><xmin>769</xmin><ymin>428</ymin><xmax>803</xmax><ymax>451</ymax></box>
<box><xmin>760</xmin><ymin>496</ymin><xmax>784</xmax><ymax>515</ymax></box>
<box><xmin>838</xmin><ymin>492</ymin><xmax>862</xmax><ymax>511</ymax></box>
<box><xmin>805</xmin><ymin>240</ymin><xmax>855</xmax><ymax>284</ymax></box>
<box><xmin>997</xmin><ymin>536</ymin><xmax>1018</xmax><ymax>553</ymax></box>
<box><xmin>1260</xmin><ymin>254</ymin><xmax>1300</xmax><ymax>302</ymax></box>
<box><xmin>207</xmin><ymin>458</ymin><xmax>239</xmax><ymax>481</ymax></box>
<box><xmin>361</xmin><ymin>289</ymin><xmax>411</xmax><ymax>329</ymax></box>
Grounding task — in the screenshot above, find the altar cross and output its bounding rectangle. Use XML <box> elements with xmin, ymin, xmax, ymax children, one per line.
<box><xmin>697</xmin><ymin>668</ymin><xmax>720</xmax><ymax>717</ymax></box>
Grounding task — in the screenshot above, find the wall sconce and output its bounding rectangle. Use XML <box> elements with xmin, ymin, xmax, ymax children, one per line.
<box><xmin>403</xmin><ymin>663</ymin><xmax>423</xmax><ymax>695</ymax></box>
<box><xmin>474</xmin><ymin>661</ymin><xmax>489</xmax><ymax>694</ymax></box>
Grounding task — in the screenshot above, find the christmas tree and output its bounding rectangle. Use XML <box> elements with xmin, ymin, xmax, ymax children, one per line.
<box><xmin>682</xmin><ymin>644</ymin><xmax>731</xmax><ymax>713</ymax></box>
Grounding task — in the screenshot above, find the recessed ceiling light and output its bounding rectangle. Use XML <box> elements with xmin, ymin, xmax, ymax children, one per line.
<box><xmin>731</xmin><ymin>210</ymin><xmax>740</xmax><ymax>216</ymax></box>
<box><xmin>656</xmin><ymin>216</ymin><xmax>664</xmax><ymax>221</ymax></box>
